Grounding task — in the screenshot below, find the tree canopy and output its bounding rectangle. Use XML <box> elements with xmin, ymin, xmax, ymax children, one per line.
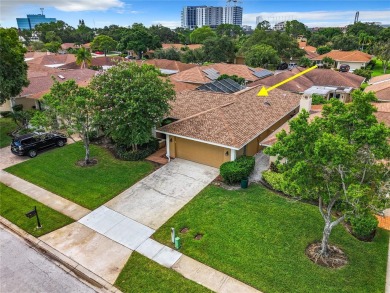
<box><xmin>75</xmin><ymin>47</ymin><xmax>92</xmax><ymax>69</ymax></box>
<box><xmin>244</xmin><ymin>44</ymin><xmax>280</xmax><ymax>68</ymax></box>
<box><xmin>264</xmin><ymin>91</ymin><xmax>390</xmax><ymax>258</ymax></box>
<box><xmin>91</xmin><ymin>35</ymin><xmax>117</xmax><ymax>56</ymax></box>
<box><xmin>89</xmin><ymin>62</ymin><xmax>175</xmax><ymax>149</ymax></box>
<box><xmin>0</xmin><ymin>28</ymin><xmax>29</xmax><ymax>104</ymax></box>
<box><xmin>190</xmin><ymin>26</ymin><xmax>217</xmax><ymax>44</ymax></box>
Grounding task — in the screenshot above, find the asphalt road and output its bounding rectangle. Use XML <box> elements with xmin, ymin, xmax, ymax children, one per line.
<box><xmin>0</xmin><ymin>226</ymin><xmax>96</xmax><ymax>293</ymax></box>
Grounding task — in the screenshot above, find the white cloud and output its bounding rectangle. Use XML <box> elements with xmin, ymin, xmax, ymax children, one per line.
<box><xmin>151</xmin><ymin>20</ymin><xmax>181</xmax><ymax>29</ymax></box>
<box><xmin>243</xmin><ymin>10</ymin><xmax>390</xmax><ymax>28</ymax></box>
<box><xmin>1</xmin><ymin>0</ymin><xmax>124</xmax><ymax>14</ymax></box>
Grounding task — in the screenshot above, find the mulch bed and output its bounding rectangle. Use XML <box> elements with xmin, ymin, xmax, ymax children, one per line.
<box><xmin>306</xmin><ymin>242</ymin><xmax>348</xmax><ymax>269</ymax></box>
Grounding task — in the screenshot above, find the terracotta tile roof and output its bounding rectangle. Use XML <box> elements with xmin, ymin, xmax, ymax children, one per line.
<box><xmin>171</xmin><ymin>64</ymin><xmax>263</xmax><ymax>84</ymax></box>
<box><xmin>25</xmin><ymin>52</ymin><xmax>47</xmax><ymax>59</ymax></box>
<box><xmin>169</xmin><ymin>80</ymin><xmax>199</xmax><ymax>93</ymax></box>
<box><xmin>61</xmin><ymin>43</ymin><xmax>76</xmax><ymax>50</ymax></box>
<box><xmin>249</xmin><ymin>68</ymin><xmax>364</xmax><ymax>92</ymax></box>
<box><xmin>312</xmin><ymin>50</ymin><xmax>372</xmax><ymax>62</ymax></box>
<box><xmin>261</xmin><ymin>110</ymin><xmax>322</xmax><ymax>146</ymax></box>
<box><xmin>364</xmin><ymin>80</ymin><xmax>390</xmax><ymax>101</ymax></box>
<box><xmin>369</xmin><ymin>74</ymin><xmax>390</xmax><ymax>84</ymax></box>
<box><xmin>59</xmin><ymin>56</ymin><xmax>125</xmax><ymax>69</ymax></box>
<box><xmin>20</xmin><ymin>69</ymin><xmax>96</xmax><ymax>100</ymax></box>
<box><xmin>27</xmin><ymin>53</ymin><xmax>76</xmax><ymax>66</ymax></box>
<box><xmin>158</xmin><ymin>86</ymin><xmax>301</xmax><ymax>149</ymax></box>
<box><xmin>373</xmin><ymin>103</ymin><xmax>390</xmax><ymax>126</ymax></box>
<box><xmin>162</xmin><ymin>43</ymin><xmax>202</xmax><ymax>50</ymax></box>
<box><xmin>143</xmin><ymin>59</ymin><xmax>198</xmax><ymax>72</ymax></box>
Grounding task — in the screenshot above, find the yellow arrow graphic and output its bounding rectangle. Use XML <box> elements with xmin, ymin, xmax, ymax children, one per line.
<box><xmin>257</xmin><ymin>65</ymin><xmax>318</xmax><ymax>96</ymax></box>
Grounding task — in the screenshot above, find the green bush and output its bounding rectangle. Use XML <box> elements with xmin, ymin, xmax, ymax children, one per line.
<box><xmin>220</xmin><ymin>156</ymin><xmax>255</xmax><ymax>184</ymax></box>
<box><xmin>353</xmin><ymin>69</ymin><xmax>372</xmax><ymax>80</ymax></box>
<box><xmin>115</xmin><ymin>139</ymin><xmax>159</xmax><ymax>161</ymax></box>
<box><xmin>349</xmin><ymin>213</ymin><xmax>378</xmax><ymax>240</ymax></box>
<box><xmin>262</xmin><ymin>170</ymin><xmax>284</xmax><ymax>191</ymax></box>
<box><xmin>311</xmin><ymin>94</ymin><xmax>328</xmax><ymax>105</ymax></box>
<box><xmin>0</xmin><ymin>111</ymin><xmax>12</xmax><ymax>118</ymax></box>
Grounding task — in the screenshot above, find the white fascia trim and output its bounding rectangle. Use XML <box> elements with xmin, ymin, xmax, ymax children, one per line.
<box><xmin>155</xmin><ymin>130</ymin><xmax>239</xmax><ymax>150</ymax></box>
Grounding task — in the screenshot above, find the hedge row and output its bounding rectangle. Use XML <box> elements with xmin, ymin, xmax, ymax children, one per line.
<box><xmin>115</xmin><ymin>139</ymin><xmax>159</xmax><ymax>161</ymax></box>
<box><xmin>220</xmin><ymin>156</ymin><xmax>255</xmax><ymax>184</ymax></box>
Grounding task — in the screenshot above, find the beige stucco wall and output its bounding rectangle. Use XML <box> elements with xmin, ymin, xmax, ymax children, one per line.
<box><xmin>336</xmin><ymin>61</ymin><xmax>368</xmax><ymax>71</ymax></box>
<box><xmin>0</xmin><ymin>100</ymin><xmax>12</xmax><ymax>112</ymax></box>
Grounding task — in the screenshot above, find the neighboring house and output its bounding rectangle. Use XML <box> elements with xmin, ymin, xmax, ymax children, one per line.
<box><xmin>311</xmin><ymin>50</ymin><xmax>372</xmax><ymax>70</ymax></box>
<box><xmin>365</xmin><ymin>74</ymin><xmax>390</xmax><ymax>102</ymax></box>
<box><xmin>373</xmin><ymin>102</ymin><xmax>390</xmax><ymax>127</ymax></box>
<box><xmin>170</xmin><ymin>64</ymin><xmax>272</xmax><ymax>87</ymax></box>
<box><xmin>303</xmin><ymin>86</ymin><xmax>354</xmax><ymax>103</ymax></box>
<box><xmin>249</xmin><ymin>67</ymin><xmax>364</xmax><ymax>102</ymax></box>
<box><xmin>156</xmin><ymin>86</ymin><xmax>301</xmax><ymax>168</ymax></box>
<box><xmin>298</xmin><ymin>41</ymin><xmax>318</xmax><ymax>59</ymax></box>
<box><xmin>0</xmin><ymin>68</ymin><xmax>96</xmax><ymax>112</ymax></box>
<box><xmin>135</xmin><ymin>59</ymin><xmax>198</xmax><ymax>75</ymax></box>
<box><xmin>26</xmin><ymin>52</ymin><xmax>77</xmax><ymax>68</ymax></box>
<box><xmin>59</xmin><ymin>56</ymin><xmax>125</xmax><ymax>70</ymax></box>
<box><xmin>161</xmin><ymin>43</ymin><xmax>202</xmax><ymax>51</ymax></box>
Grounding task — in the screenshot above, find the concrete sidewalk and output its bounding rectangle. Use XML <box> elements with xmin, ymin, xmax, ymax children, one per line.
<box><xmin>0</xmin><ymin>170</ymin><xmax>90</xmax><ymax>220</ymax></box>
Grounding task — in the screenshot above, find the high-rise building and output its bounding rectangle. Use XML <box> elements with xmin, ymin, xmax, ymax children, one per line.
<box><xmin>17</xmin><ymin>11</ymin><xmax>56</xmax><ymax>30</ymax></box>
<box><xmin>181</xmin><ymin>2</ymin><xmax>243</xmax><ymax>29</ymax></box>
<box><xmin>197</xmin><ymin>6</ymin><xmax>224</xmax><ymax>28</ymax></box>
<box><xmin>223</xmin><ymin>6</ymin><xmax>243</xmax><ymax>26</ymax></box>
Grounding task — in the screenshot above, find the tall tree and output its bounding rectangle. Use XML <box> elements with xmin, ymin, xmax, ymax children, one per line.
<box><xmin>190</xmin><ymin>26</ymin><xmax>216</xmax><ymax>44</ymax></box>
<box><xmin>0</xmin><ymin>28</ymin><xmax>29</xmax><ymax>104</ymax></box>
<box><xmin>256</xmin><ymin>20</ymin><xmax>271</xmax><ymax>31</ymax></box>
<box><xmin>215</xmin><ymin>24</ymin><xmax>244</xmax><ymax>38</ymax></box>
<box><xmin>149</xmin><ymin>25</ymin><xmax>179</xmax><ymax>43</ymax></box>
<box><xmin>37</xmin><ymin>79</ymin><xmax>96</xmax><ymax>164</ymax></box>
<box><xmin>264</xmin><ymin>91</ymin><xmax>389</xmax><ymax>259</ymax></box>
<box><xmin>34</xmin><ymin>20</ymin><xmax>75</xmax><ymax>43</ymax></box>
<box><xmin>244</xmin><ymin>44</ymin><xmax>279</xmax><ymax>68</ymax></box>
<box><xmin>332</xmin><ymin>35</ymin><xmax>359</xmax><ymax>51</ymax></box>
<box><xmin>91</xmin><ymin>35</ymin><xmax>117</xmax><ymax>56</ymax></box>
<box><xmin>203</xmin><ymin>36</ymin><xmax>236</xmax><ymax>63</ymax></box>
<box><xmin>374</xmin><ymin>41</ymin><xmax>390</xmax><ymax>74</ymax></box>
<box><xmin>285</xmin><ymin>20</ymin><xmax>310</xmax><ymax>38</ymax></box>
<box><xmin>75</xmin><ymin>47</ymin><xmax>92</xmax><ymax>69</ymax></box>
<box><xmin>90</xmin><ymin>62</ymin><xmax>175</xmax><ymax>150</ymax></box>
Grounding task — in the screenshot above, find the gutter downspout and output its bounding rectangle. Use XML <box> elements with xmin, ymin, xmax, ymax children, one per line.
<box><xmin>166</xmin><ymin>134</ymin><xmax>171</xmax><ymax>162</ymax></box>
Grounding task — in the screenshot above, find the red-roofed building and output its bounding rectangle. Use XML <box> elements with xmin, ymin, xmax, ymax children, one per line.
<box><xmin>311</xmin><ymin>50</ymin><xmax>372</xmax><ymax>71</ymax></box>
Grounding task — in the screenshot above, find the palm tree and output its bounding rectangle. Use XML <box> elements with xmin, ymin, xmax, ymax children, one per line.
<box><xmin>75</xmin><ymin>47</ymin><xmax>92</xmax><ymax>69</ymax></box>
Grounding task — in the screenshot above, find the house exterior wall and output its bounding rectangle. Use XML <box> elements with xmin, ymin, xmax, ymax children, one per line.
<box><xmin>14</xmin><ymin>97</ymin><xmax>37</xmax><ymax>110</ymax></box>
<box><xmin>336</xmin><ymin>61</ymin><xmax>368</xmax><ymax>71</ymax></box>
<box><xmin>0</xmin><ymin>100</ymin><xmax>12</xmax><ymax>112</ymax></box>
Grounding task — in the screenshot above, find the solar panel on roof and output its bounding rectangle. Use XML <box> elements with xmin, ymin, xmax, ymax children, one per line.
<box><xmin>202</xmin><ymin>68</ymin><xmax>220</xmax><ymax>80</ymax></box>
<box><xmin>196</xmin><ymin>78</ymin><xmax>244</xmax><ymax>93</ymax></box>
<box><xmin>253</xmin><ymin>69</ymin><xmax>273</xmax><ymax>79</ymax></box>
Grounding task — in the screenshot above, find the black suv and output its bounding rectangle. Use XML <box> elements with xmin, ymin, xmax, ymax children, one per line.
<box><xmin>339</xmin><ymin>64</ymin><xmax>351</xmax><ymax>72</ymax></box>
<box><xmin>11</xmin><ymin>132</ymin><xmax>67</xmax><ymax>158</ymax></box>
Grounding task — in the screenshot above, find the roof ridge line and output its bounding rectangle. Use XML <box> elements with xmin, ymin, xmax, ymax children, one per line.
<box><xmin>163</xmin><ymin>100</ymin><xmax>236</xmax><ymax>127</ymax></box>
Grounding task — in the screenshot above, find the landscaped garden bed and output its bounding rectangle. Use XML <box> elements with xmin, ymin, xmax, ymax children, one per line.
<box><xmin>153</xmin><ymin>184</ymin><xmax>389</xmax><ymax>293</ymax></box>
<box><xmin>5</xmin><ymin>142</ymin><xmax>154</xmax><ymax>209</ymax></box>
<box><xmin>0</xmin><ymin>117</ymin><xmax>17</xmax><ymax>148</ymax></box>
<box><xmin>0</xmin><ymin>183</ymin><xmax>74</xmax><ymax>237</ymax></box>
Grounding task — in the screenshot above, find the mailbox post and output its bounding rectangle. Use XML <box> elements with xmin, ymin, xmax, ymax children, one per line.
<box><xmin>25</xmin><ymin>206</ymin><xmax>42</xmax><ymax>229</ymax></box>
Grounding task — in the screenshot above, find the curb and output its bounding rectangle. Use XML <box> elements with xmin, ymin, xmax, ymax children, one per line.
<box><xmin>0</xmin><ymin>216</ymin><xmax>122</xmax><ymax>293</ymax></box>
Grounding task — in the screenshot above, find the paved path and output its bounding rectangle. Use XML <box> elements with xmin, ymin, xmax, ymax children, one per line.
<box><xmin>106</xmin><ymin>158</ymin><xmax>219</xmax><ymax>229</ymax></box>
<box><xmin>0</xmin><ymin>146</ymin><xmax>29</xmax><ymax>169</ymax></box>
<box><xmin>0</xmin><ymin>226</ymin><xmax>96</xmax><ymax>293</ymax></box>
<box><xmin>0</xmin><ymin>170</ymin><xmax>90</xmax><ymax>220</ymax></box>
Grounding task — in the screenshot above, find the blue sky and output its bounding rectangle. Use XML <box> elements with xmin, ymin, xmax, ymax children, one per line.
<box><xmin>1</xmin><ymin>0</ymin><xmax>390</xmax><ymax>29</ymax></box>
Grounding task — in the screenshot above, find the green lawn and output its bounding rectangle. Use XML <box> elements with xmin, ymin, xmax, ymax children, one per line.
<box><xmin>0</xmin><ymin>117</ymin><xmax>17</xmax><ymax>148</ymax></box>
<box><xmin>5</xmin><ymin>142</ymin><xmax>154</xmax><ymax>209</ymax></box>
<box><xmin>115</xmin><ymin>252</ymin><xmax>211</xmax><ymax>293</ymax></box>
<box><xmin>371</xmin><ymin>59</ymin><xmax>387</xmax><ymax>77</ymax></box>
<box><xmin>0</xmin><ymin>183</ymin><xmax>74</xmax><ymax>237</ymax></box>
<box><xmin>153</xmin><ymin>184</ymin><xmax>389</xmax><ymax>293</ymax></box>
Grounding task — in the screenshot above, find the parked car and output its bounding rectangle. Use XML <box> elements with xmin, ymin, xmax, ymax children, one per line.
<box><xmin>95</xmin><ymin>51</ymin><xmax>104</xmax><ymax>55</ymax></box>
<box><xmin>11</xmin><ymin>132</ymin><xmax>67</xmax><ymax>158</ymax></box>
<box><xmin>339</xmin><ymin>64</ymin><xmax>350</xmax><ymax>72</ymax></box>
<box><xmin>277</xmin><ymin>63</ymin><xmax>288</xmax><ymax>70</ymax></box>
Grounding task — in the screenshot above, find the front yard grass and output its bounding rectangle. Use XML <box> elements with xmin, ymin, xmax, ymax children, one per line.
<box><xmin>0</xmin><ymin>117</ymin><xmax>17</xmax><ymax>148</ymax></box>
<box><xmin>153</xmin><ymin>184</ymin><xmax>389</xmax><ymax>293</ymax></box>
<box><xmin>0</xmin><ymin>183</ymin><xmax>74</xmax><ymax>237</ymax></box>
<box><xmin>371</xmin><ymin>59</ymin><xmax>387</xmax><ymax>77</ymax></box>
<box><xmin>5</xmin><ymin>142</ymin><xmax>154</xmax><ymax>209</ymax></box>
<box><xmin>115</xmin><ymin>252</ymin><xmax>211</xmax><ymax>293</ymax></box>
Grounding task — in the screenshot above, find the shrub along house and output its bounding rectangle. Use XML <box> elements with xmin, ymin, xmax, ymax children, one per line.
<box><xmin>156</xmin><ymin>86</ymin><xmax>301</xmax><ymax>168</ymax></box>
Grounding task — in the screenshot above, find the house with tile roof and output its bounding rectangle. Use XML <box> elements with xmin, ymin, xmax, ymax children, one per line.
<box><xmin>0</xmin><ymin>67</ymin><xmax>96</xmax><ymax>112</ymax></box>
<box><xmin>248</xmin><ymin>67</ymin><xmax>365</xmax><ymax>102</ymax></box>
<box><xmin>311</xmin><ymin>50</ymin><xmax>372</xmax><ymax>71</ymax></box>
<box><xmin>298</xmin><ymin>41</ymin><xmax>319</xmax><ymax>59</ymax></box>
<box><xmin>156</xmin><ymin>86</ymin><xmax>301</xmax><ymax>167</ymax></box>
<box><xmin>373</xmin><ymin>103</ymin><xmax>390</xmax><ymax>126</ymax></box>
<box><xmin>364</xmin><ymin>74</ymin><xmax>390</xmax><ymax>102</ymax></box>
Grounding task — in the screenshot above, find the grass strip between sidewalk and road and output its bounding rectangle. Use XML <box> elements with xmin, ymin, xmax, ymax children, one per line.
<box><xmin>115</xmin><ymin>252</ymin><xmax>211</xmax><ymax>293</ymax></box>
<box><xmin>0</xmin><ymin>183</ymin><xmax>74</xmax><ymax>237</ymax></box>
<box><xmin>153</xmin><ymin>184</ymin><xmax>389</xmax><ymax>293</ymax></box>
<box><xmin>5</xmin><ymin>142</ymin><xmax>154</xmax><ymax>209</ymax></box>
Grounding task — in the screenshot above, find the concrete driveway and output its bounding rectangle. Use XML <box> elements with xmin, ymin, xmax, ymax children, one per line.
<box><xmin>105</xmin><ymin>158</ymin><xmax>219</xmax><ymax>229</ymax></box>
<box><xmin>0</xmin><ymin>147</ymin><xmax>29</xmax><ymax>170</ymax></box>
